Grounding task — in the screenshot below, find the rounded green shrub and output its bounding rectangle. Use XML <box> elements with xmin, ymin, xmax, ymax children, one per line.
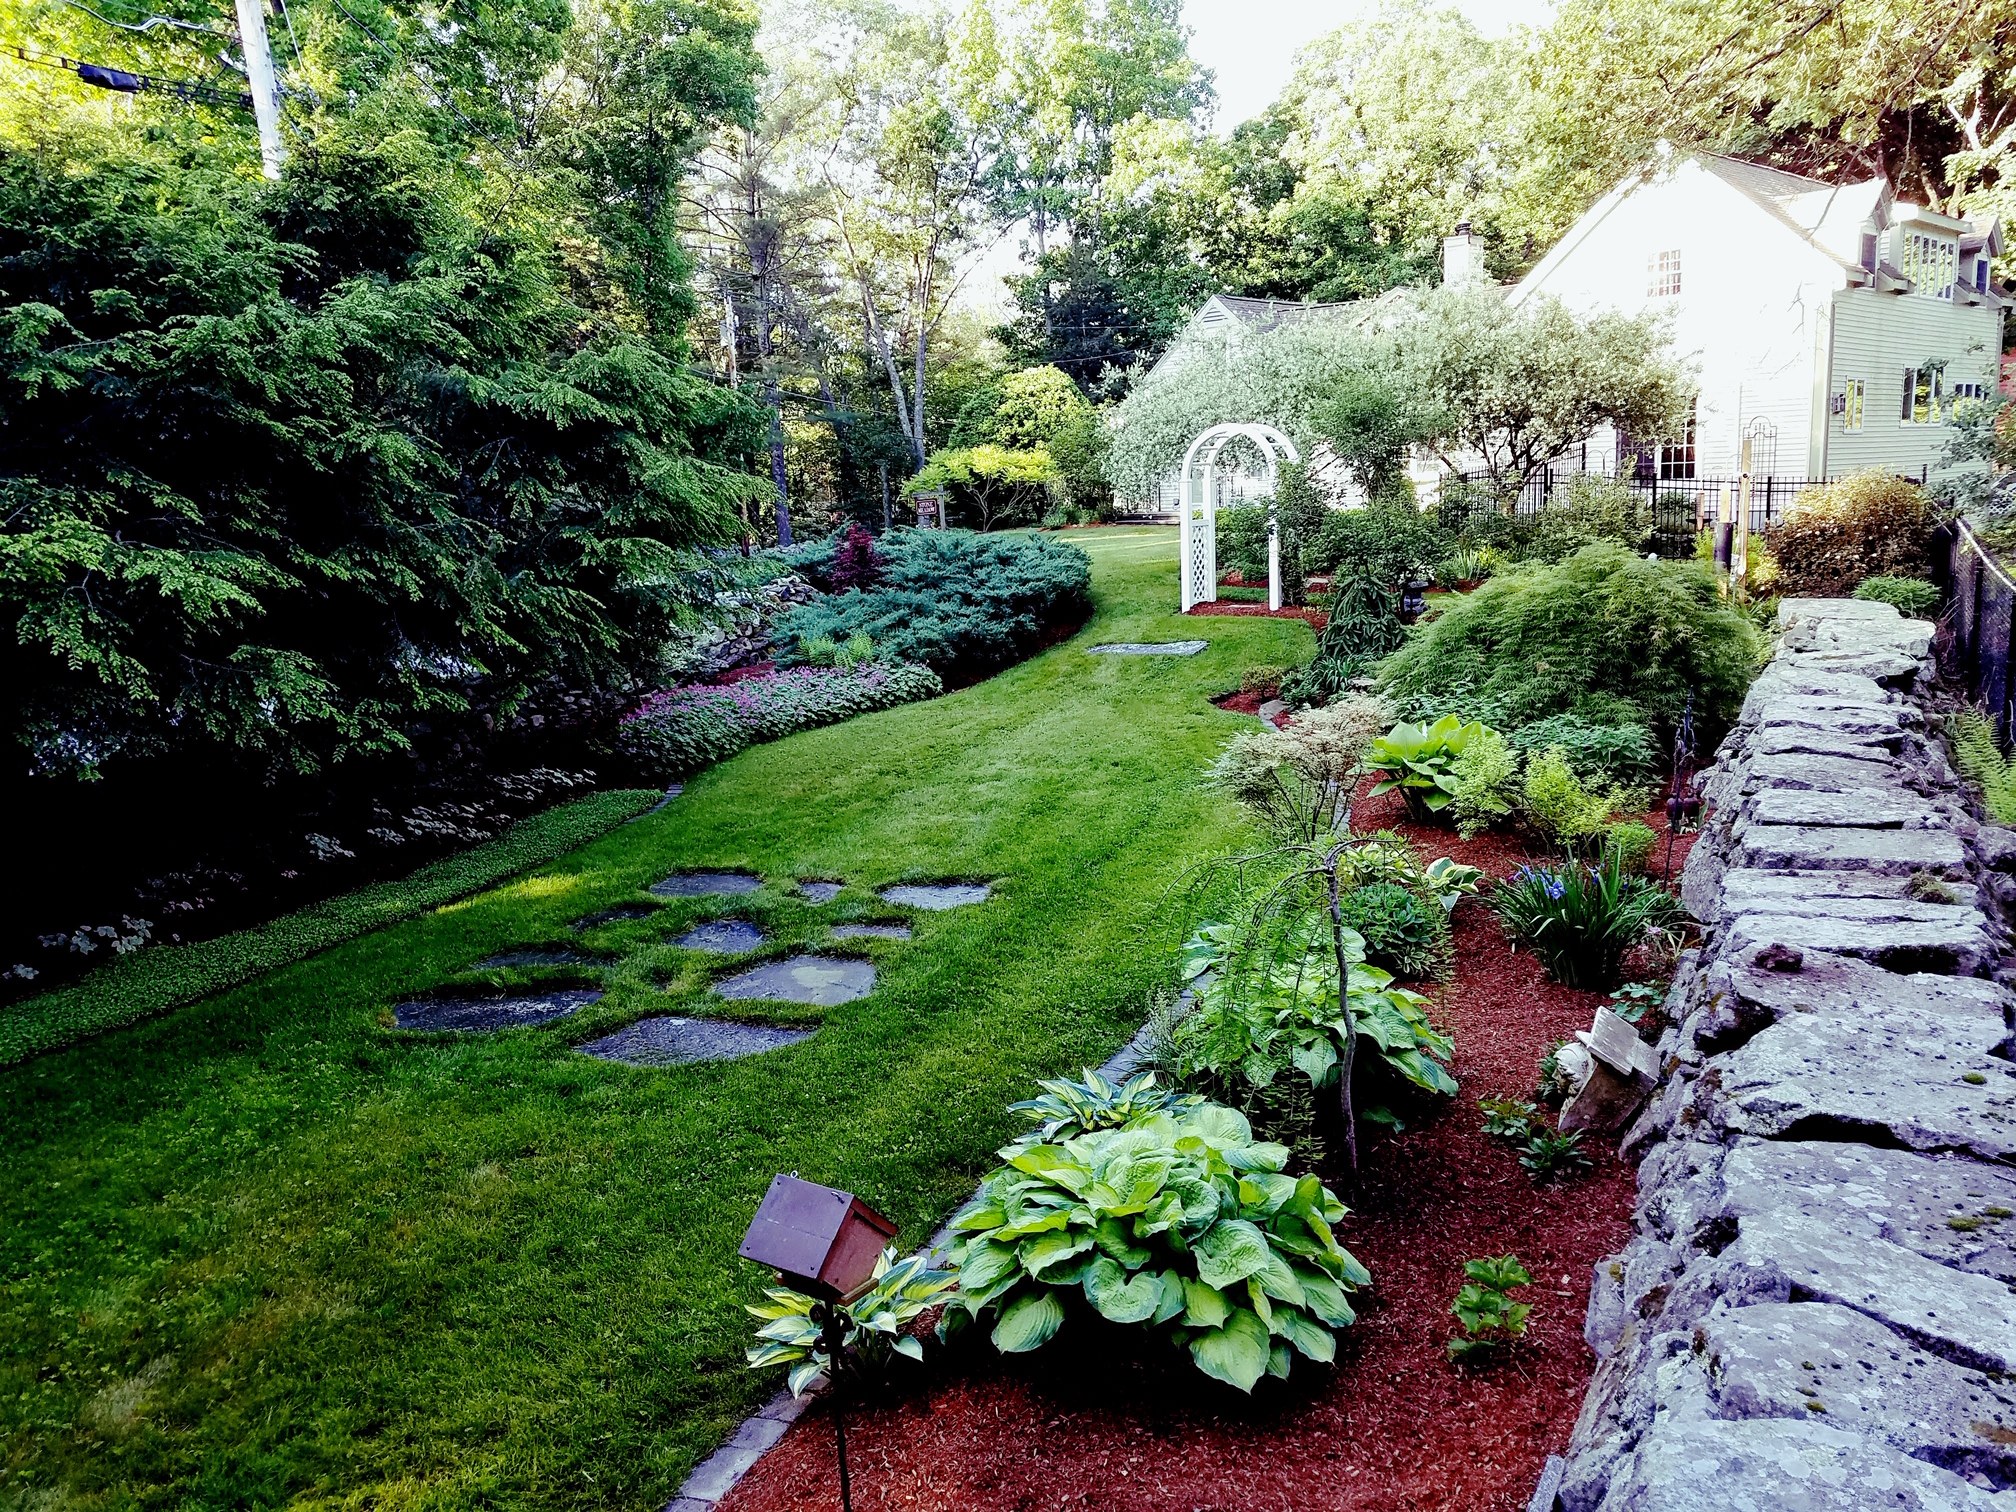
<box><xmin>1851</xmin><ymin>575</ymin><xmax>1940</xmax><ymax>618</ymax></box>
<box><xmin>1339</xmin><ymin>882</ymin><xmax>1445</xmax><ymax>981</ymax></box>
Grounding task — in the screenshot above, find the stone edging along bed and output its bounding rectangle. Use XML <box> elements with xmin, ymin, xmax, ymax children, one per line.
<box><xmin>1543</xmin><ymin>599</ymin><xmax>2016</xmax><ymax>1512</ymax></box>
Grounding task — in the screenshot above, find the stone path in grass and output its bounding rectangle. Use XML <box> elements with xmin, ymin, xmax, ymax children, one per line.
<box><xmin>473</xmin><ymin>948</ymin><xmax>595</xmax><ymax>969</ymax></box>
<box><xmin>394</xmin><ymin>988</ymin><xmax>602</xmax><ymax>1032</ymax></box>
<box><xmin>579</xmin><ymin>1017</ymin><xmax>811</xmax><ymax>1067</ymax></box>
<box><xmin>1087</xmin><ymin>639</ymin><xmax>1207</xmax><ymax>656</ymax></box>
<box><xmin>714</xmin><ymin>956</ymin><xmax>876</xmax><ymax>1007</ymax></box>
<box><xmin>675</xmin><ymin>920</ymin><xmax>768</xmax><ymax>953</ymax></box>
<box><xmin>652</xmin><ymin>871</ymin><xmax>763</xmax><ymax>897</ymax></box>
<box><xmin>880</xmin><ymin>882</ymin><xmax>991</xmax><ymax>910</ymax></box>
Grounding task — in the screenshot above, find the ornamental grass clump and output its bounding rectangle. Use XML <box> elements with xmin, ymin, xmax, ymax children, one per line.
<box><xmin>1489</xmin><ymin>848</ymin><xmax>1685</xmax><ymax>990</ymax></box>
<box><xmin>941</xmin><ymin>1102</ymin><xmax>1369</xmax><ymax>1392</ymax></box>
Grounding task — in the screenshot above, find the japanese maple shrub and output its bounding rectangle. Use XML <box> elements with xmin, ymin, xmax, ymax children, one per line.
<box><xmin>941</xmin><ymin>1102</ymin><xmax>1369</xmax><ymax>1392</ymax></box>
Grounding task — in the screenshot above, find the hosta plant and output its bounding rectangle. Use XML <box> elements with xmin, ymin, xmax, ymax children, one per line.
<box><xmin>941</xmin><ymin>1103</ymin><xmax>1369</xmax><ymax>1392</ymax></box>
<box><xmin>1008</xmin><ymin>1068</ymin><xmax>1203</xmax><ymax>1144</ymax></box>
<box><xmin>746</xmin><ymin>1247</ymin><xmax>957</xmax><ymax>1397</ymax></box>
<box><xmin>1366</xmin><ymin>716</ymin><xmax>1493</xmax><ymax>820</ymax></box>
<box><xmin>1448</xmin><ymin>1254</ymin><xmax>1533</xmax><ymax>1362</ymax></box>
<box><xmin>1518</xmin><ymin>1126</ymin><xmax>1591</xmax><ymax>1182</ymax></box>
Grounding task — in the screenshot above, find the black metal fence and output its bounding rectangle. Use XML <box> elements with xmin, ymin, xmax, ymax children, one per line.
<box><xmin>1453</xmin><ymin>468</ymin><xmax>1823</xmax><ymax>557</ymax></box>
<box><xmin>1939</xmin><ymin>520</ymin><xmax>2016</xmax><ymax>739</ymax></box>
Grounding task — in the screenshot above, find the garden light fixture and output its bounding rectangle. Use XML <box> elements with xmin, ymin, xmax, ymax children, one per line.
<box><xmin>739</xmin><ymin>1175</ymin><xmax>899</xmax><ymax>1512</ymax></box>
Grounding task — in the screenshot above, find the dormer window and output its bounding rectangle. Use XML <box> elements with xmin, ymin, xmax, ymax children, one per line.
<box><xmin>1859</xmin><ymin>231</ymin><xmax>1879</xmax><ymax>272</ymax></box>
<box><xmin>1901</xmin><ymin>231</ymin><xmax>1958</xmax><ymax>299</ymax></box>
<box><xmin>1647</xmin><ymin>249</ymin><xmax>1681</xmax><ymax>298</ymax></box>
<box><xmin>1977</xmin><ymin>257</ymin><xmax>1992</xmax><ymax>293</ymax></box>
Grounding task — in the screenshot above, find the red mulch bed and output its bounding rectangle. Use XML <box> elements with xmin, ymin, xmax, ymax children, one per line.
<box><xmin>1187</xmin><ymin>601</ymin><xmax>1329</xmax><ymax>631</ymax></box>
<box><xmin>723</xmin><ymin>793</ymin><xmax>1698</xmax><ymax>1512</ymax></box>
<box><xmin>1210</xmin><ymin>689</ymin><xmax>1290</xmax><ymax>727</ymax></box>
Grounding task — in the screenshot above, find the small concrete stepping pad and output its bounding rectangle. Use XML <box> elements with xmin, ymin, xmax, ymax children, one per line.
<box><xmin>796</xmin><ymin>881</ymin><xmax>844</xmax><ymax>904</ymax></box>
<box><xmin>832</xmin><ymin>923</ymin><xmax>911</xmax><ymax>940</ymax></box>
<box><xmin>394</xmin><ymin>988</ymin><xmax>601</xmax><ymax>1032</ymax></box>
<box><xmin>675</xmin><ymin>919</ymin><xmax>768</xmax><ymax>953</ymax></box>
<box><xmin>650</xmin><ymin>871</ymin><xmax>762</xmax><ymax>897</ymax></box>
<box><xmin>715</xmin><ymin>955</ymin><xmax>876</xmax><ymax>1006</ymax></box>
<box><xmin>571</xmin><ymin>904</ymin><xmax>656</xmax><ymax>930</ymax></box>
<box><xmin>880</xmin><ymin>882</ymin><xmax>991</xmax><ymax>910</ymax></box>
<box><xmin>578</xmin><ymin>1016</ymin><xmax>809</xmax><ymax>1066</ymax></box>
<box><xmin>1089</xmin><ymin>640</ymin><xmax>1208</xmax><ymax>656</ymax></box>
<box><xmin>473</xmin><ymin>948</ymin><xmax>595</xmax><ymax>970</ymax></box>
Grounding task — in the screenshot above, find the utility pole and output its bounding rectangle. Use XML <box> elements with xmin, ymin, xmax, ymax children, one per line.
<box><xmin>233</xmin><ymin>0</ymin><xmax>284</xmax><ymax>178</ymax></box>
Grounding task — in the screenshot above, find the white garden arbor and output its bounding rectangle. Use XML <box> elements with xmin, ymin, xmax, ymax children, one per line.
<box><xmin>1177</xmin><ymin>422</ymin><xmax>1300</xmax><ymax>614</ymax></box>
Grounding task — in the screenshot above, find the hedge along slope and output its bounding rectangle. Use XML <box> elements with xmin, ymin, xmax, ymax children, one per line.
<box><xmin>0</xmin><ymin>787</ymin><xmax>658</xmax><ymax>1064</ymax></box>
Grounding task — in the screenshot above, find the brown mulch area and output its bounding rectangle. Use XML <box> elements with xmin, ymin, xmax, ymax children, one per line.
<box><xmin>1187</xmin><ymin>601</ymin><xmax>1329</xmax><ymax>631</ymax></box>
<box><xmin>722</xmin><ymin>793</ymin><xmax>1701</xmax><ymax>1512</ymax></box>
<box><xmin>1210</xmin><ymin>689</ymin><xmax>1290</xmax><ymax>727</ymax></box>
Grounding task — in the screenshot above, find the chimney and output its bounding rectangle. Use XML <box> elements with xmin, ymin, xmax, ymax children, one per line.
<box><xmin>1442</xmin><ymin>221</ymin><xmax>1485</xmax><ymax>288</ymax></box>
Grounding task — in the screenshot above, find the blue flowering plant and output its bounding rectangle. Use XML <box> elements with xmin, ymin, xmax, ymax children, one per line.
<box><xmin>1488</xmin><ymin>846</ymin><xmax>1686</xmax><ymax>990</ymax></box>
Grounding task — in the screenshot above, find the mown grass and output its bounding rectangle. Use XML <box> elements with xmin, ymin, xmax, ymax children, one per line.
<box><xmin>0</xmin><ymin>529</ymin><xmax>1311</xmax><ymax>1512</ymax></box>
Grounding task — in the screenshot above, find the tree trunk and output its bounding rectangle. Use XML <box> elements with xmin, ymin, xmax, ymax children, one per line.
<box><xmin>1320</xmin><ymin>848</ymin><xmax>1362</xmax><ymax>1170</ymax></box>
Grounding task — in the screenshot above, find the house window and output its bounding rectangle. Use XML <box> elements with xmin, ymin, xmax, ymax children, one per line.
<box><xmin>1841</xmin><ymin>378</ymin><xmax>1865</xmax><ymax>433</ymax></box>
<box><xmin>1859</xmin><ymin>231</ymin><xmax>1879</xmax><ymax>272</ymax></box>
<box><xmin>1647</xmin><ymin>249</ymin><xmax>1682</xmax><ymax>298</ymax></box>
<box><xmin>1953</xmin><ymin>380</ymin><xmax>1990</xmax><ymax>409</ymax></box>
<box><xmin>1656</xmin><ymin>403</ymin><xmax>1697</xmax><ymax>480</ymax></box>
<box><xmin>1976</xmin><ymin>257</ymin><xmax>1992</xmax><ymax>292</ymax></box>
<box><xmin>1901</xmin><ymin>231</ymin><xmax>1957</xmax><ymax>300</ymax></box>
<box><xmin>1901</xmin><ymin>364</ymin><xmax>1948</xmax><ymax>424</ymax></box>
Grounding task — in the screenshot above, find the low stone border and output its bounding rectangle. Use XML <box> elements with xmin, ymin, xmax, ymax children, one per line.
<box><xmin>1544</xmin><ymin>599</ymin><xmax>2016</xmax><ymax>1511</ymax></box>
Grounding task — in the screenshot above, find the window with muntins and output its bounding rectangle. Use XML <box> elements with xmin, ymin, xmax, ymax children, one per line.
<box><xmin>1901</xmin><ymin>232</ymin><xmax>1957</xmax><ymax>299</ymax></box>
<box><xmin>1901</xmin><ymin>365</ymin><xmax>1947</xmax><ymax>424</ymax></box>
<box><xmin>1841</xmin><ymin>378</ymin><xmax>1865</xmax><ymax>433</ymax></box>
<box><xmin>1656</xmin><ymin>402</ymin><xmax>1697</xmax><ymax>479</ymax></box>
<box><xmin>1647</xmin><ymin>249</ymin><xmax>1681</xmax><ymax>298</ymax></box>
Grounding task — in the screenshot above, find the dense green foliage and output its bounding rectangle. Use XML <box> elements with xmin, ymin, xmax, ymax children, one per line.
<box><xmin>1506</xmin><ymin>715</ymin><xmax>1659</xmax><ymax>788</ymax></box>
<box><xmin>941</xmin><ymin>1102</ymin><xmax>1368</xmax><ymax>1392</ymax></box>
<box><xmin>0</xmin><ymin>530</ymin><xmax>1318</xmax><ymax>1504</ymax></box>
<box><xmin>1768</xmin><ymin>472</ymin><xmax>1935</xmax><ymax>597</ymax></box>
<box><xmin>1279</xmin><ymin>575</ymin><xmax>1404</xmax><ymax>708</ymax></box>
<box><xmin>1305</xmin><ymin>504</ymin><xmax>1451</xmax><ymax>585</ymax></box>
<box><xmin>1852</xmin><ymin>576</ymin><xmax>1942</xmax><ymax>617</ymax></box>
<box><xmin>1007</xmin><ymin>1068</ymin><xmax>1204</xmax><ymax>1142</ymax></box>
<box><xmin>746</xmin><ymin>1247</ymin><xmax>955</xmax><ymax>1397</ymax></box>
<box><xmin>1951</xmin><ymin>708</ymin><xmax>2016</xmax><ymax>824</ymax></box>
<box><xmin>1365</xmin><ymin>715</ymin><xmax>1490</xmax><ymax>820</ymax></box>
<box><xmin>617</xmin><ymin>663</ymin><xmax>943</xmax><ymax>780</ymax></box>
<box><xmin>0</xmin><ymin>1</ymin><xmax>768</xmax><ymax>794</ymax></box>
<box><xmin>773</xmin><ymin>529</ymin><xmax>1091</xmax><ymax>678</ymax></box>
<box><xmin>1380</xmin><ymin>546</ymin><xmax>1761</xmax><ymax>737</ymax></box>
<box><xmin>0</xmin><ymin>788</ymin><xmax>658</xmax><ymax>1065</ymax></box>
<box><xmin>1336</xmin><ymin>882</ymin><xmax>1444</xmax><ymax>982</ymax></box>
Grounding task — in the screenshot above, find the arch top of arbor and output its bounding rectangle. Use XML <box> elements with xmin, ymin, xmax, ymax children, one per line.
<box><xmin>1179</xmin><ymin>421</ymin><xmax>1301</xmax><ymax>479</ymax></box>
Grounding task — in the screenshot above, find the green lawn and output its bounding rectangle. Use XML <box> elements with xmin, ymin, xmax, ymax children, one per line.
<box><xmin>0</xmin><ymin>529</ymin><xmax>1311</xmax><ymax>1512</ymax></box>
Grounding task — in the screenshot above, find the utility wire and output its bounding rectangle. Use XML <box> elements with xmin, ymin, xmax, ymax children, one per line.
<box><xmin>60</xmin><ymin>0</ymin><xmax>231</xmax><ymax>37</ymax></box>
<box><xmin>1</xmin><ymin>40</ymin><xmax>250</xmax><ymax>107</ymax></box>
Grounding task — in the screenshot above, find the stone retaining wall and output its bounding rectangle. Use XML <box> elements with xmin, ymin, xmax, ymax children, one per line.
<box><xmin>1551</xmin><ymin>599</ymin><xmax>2016</xmax><ymax>1512</ymax></box>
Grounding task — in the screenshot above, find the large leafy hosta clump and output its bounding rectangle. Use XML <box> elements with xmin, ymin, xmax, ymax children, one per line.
<box><xmin>941</xmin><ymin>1104</ymin><xmax>1368</xmax><ymax>1392</ymax></box>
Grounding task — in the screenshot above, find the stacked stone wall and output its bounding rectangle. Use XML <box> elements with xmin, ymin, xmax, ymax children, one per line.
<box><xmin>1553</xmin><ymin>599</ymin><xmax>2016</xmax><ymax>1512</ymax></box>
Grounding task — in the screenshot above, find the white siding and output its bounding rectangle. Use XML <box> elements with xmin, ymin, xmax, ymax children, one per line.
<box><xmin>1821</xmin><ymin>287</ymin><xmax>2003</xmax><ymax>479</ymax></box>
<box><xmin>1514</xmin><ymin>160</ymin><xmax>1846</xmax><ymax>480</ymax></box>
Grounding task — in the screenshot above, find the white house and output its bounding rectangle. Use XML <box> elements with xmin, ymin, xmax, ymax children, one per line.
<box><xmin>1510</xmin><ymin>152</ymin><xmax>2006</xmax><ymax>489</ymax></box>
<box><xmin>1122</xmin><ymin>152</ymin><xmax>2006</xmax><ymax>520</ymax></box>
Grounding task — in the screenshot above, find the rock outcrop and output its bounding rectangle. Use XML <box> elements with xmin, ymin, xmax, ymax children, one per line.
<box><xmin>1553</xmin><ymin>599</ymin><xmax>2016</xmax><ymax>1511</ymax></box>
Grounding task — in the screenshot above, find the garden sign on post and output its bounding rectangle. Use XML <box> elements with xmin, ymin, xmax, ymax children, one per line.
<box><xmin>1178</xmin><ymin>423</ymin><xmax>1300</xmax><ymax>614</ymax></box>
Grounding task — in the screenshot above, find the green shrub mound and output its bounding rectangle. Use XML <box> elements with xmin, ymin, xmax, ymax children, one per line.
<box><xmin>1852</xmin><ymin>575</ymin><xmax>1941</xmax><ymax>618</ymax></box>
<box><xmin>774</xmin><ymin>530</ymin><xmax>1091</xmax><ymax>677</ymax></box>
<box><xmin>616</xmin><ymin>662</ymin><xmax>942</xmax><ymax>781</ymax></box>
<box><xmin>940</xmin><ymin>1102</ymin><xmax>1369</xmax><ymax>1392</ymax></box>
<box><xmin>1379</xmin><ymin>544</ymin><xmax>1760</xmax><ymax>736</ymax></box>
<box><xmin>0</xmin><ymin>788</ymin><xmax>658</xmax><ymax>1065</ymax></box>
<box><xmin>1769</xmin><ymin>472</ymin><xmax>1934</xmax><ymax>597</ymax></box>
<box><xmin>1337</xmin><ymin>882</ymin><xmax>1444</xmax><ymax>981</ymax></box>
<box><xmin>1280</xmin><ymin>574</ymin><xmax>1403</xmax><ymax>707</ymax></box>
<box><xmin>1304</xmin><ymin>504</ymin><xmax>1451</xmax><ymax>586</ymax></box>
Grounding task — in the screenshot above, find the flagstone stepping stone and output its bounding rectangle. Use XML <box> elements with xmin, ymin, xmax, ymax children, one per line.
<box><xmin>832</xmin><ymin>923</ymin><xmax>912</xmax><ymax>941</ymax></box>
<box><xmin>714</xmin><ymin>955</ymin><xmax>876</xmax><ymax>1006</ymax></box>
<box><xmin>1088</xmin><ymin>640</ymin><xmax>1208</xmax><ymax>656</ymax></box>
<box><xmin>473</xmin><ymin>948</ymin><xmax>595</xmax><ymax>970</ymax></box>
<box><xmin>570</xmin><ymin>904</ymin><xmax>656</xmax><ymax>930</ymax></box>
<box><xmin>394</xmin><ymin>988</ymin><xmax>601</xmax><ymax>1032</ymax></box>
<box><xmin>796</xmin><ymin>881</ymin><xmax>844</xmax><ymax>904</ymax></box>
<box><xmin>650</xmin><ymin>870</ymin><xmax>762</xmax><ymax>897</ymax></box>
<box><xmin>675</xmin><ymin>919</ymin><xmax>768</xmax><ymax>953</ymax></box>
<box><xmin>577</xmin><ymin>1016</ymin><xmax>810</xmax><ymax>1067</ymax></box>
<box><xmin>880</xmin><ymin>882</ymin><xmax>991</xmax><ymax>910</ymax></box>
